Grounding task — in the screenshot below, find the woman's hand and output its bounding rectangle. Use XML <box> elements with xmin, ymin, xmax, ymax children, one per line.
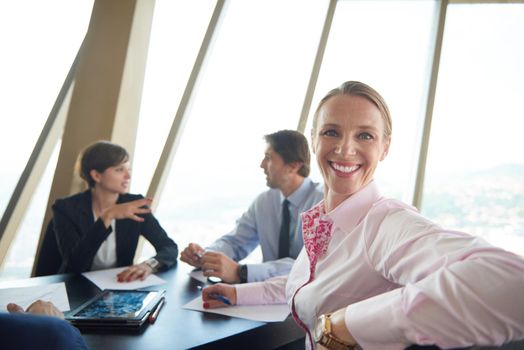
<box><xmin>202</xmin><ymin>283</ymin><xmax>237</xmax><ymax>309</ymax></box>
<box><xmin>100</xmin><ymin>198</ymin><xmax>152</xmax><ymax>227</ymax></box>
<box><xmin>7</xmin><ymin>300</ymin><xmax>65</xmax><ymax>319</ymax></box>
<box><xmin>117</xmin><ymin>262</ymin><xmax>153</xmax><ymax>282</ymax></box>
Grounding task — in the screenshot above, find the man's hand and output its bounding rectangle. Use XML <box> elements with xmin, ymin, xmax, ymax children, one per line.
<box><xmin>202</xmin><ymin>283</ymin><xmax>237</xmax><ymax>309</ymax></box>
<box><xmin>117</xmin><ymin>262</ymin><xmax>153</xmax><ymax>282</ymax></box>
<box><xmin>180</xmin><ymin>243</ymin><xmax>205</xmax><ymax>268</ymax></box>
<box><xmin>7</xmin><ymin>300</ymin><xmax>65</xmax><ymax>319</ymax></box>
<box><xmin>201</xmin><ymin>251</ymin><xmax>240</xmax><ymax>284</ymax></box>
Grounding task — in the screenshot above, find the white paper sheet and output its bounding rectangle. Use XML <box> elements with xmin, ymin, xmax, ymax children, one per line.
<box><xmin>0</xmin><ymin>282</ymin><xmax>70</xmax><ymax>312</ymax></box>
<box><xmin>82</xmin><ymin>267</ymin><xmax>167</xmax><ymax>290</ymax></box>
<box><xmin>183</xmin><ymin>296</ymin><xmax>290</xmax><ymax>322</ymax></box>
<box><xmin>188</xmin><ymin>269</ymin><xmax>208</xmax><ymax>283</ymax></box>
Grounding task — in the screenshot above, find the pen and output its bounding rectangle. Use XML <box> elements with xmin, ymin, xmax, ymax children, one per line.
<box><xmin>195</xmin><ymin>251</ymin><xmax>205</xmax><ymax>262</ymax></box>
<box><xmin>148</xmin><ymin>298</ymin><xmax>166</xmax><ymax>324</ymax></box>
<box><xmin>196</xmin><ymin>251</ymin><xmax>217</xmax><ymax>278</ymax></box>
<box><xmin>209</xmin><ymin>293</ymin><xmax>231</xmax><ymax>305</ymax></box>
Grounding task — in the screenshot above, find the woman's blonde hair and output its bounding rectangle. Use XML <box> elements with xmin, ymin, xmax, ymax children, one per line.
<box><xmin>312</xmin><ymin>81</ymin><xmax>392</xmax><ymax>139</ymax></box>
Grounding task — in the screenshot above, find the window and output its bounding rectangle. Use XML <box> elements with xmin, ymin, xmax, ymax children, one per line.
<box><xmin>2</xmin><ymin>143</ymin><xmax>61</xmax><ymax>280</ymax></box>
<box><xmin>148</xmin><ymin>0</ymin><xmax>328</xmax><ymax>258</ymax></box>
<box><xmin>131</xmin><ymin>0</ymin><xmax>217</xmax><ymax>194</ymax></box>
<box><xmin>3</xmin><ymin>1</ymin><xmax>522</xmax><ymax>280</ymax></box>
<box><xmin>0</xmin><ymin>1</ymin><xmax>92</xmax><ymax>218</ymax></box>
<box><xmin>422</xmin><ymin>3</ymin><xmax>524</xmax><ymax>256</ymax></box>
<box><xmin>305</xmin><ymin>0</ymin><xmax>437</xmax><ymax>203</ymax></box>
<box><xmin>0</xmin><ymin>0</ymin><xmax>92</xmax><ymax>279</ymax></box>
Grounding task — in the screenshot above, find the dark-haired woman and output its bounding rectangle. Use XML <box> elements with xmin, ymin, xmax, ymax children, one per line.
<box><xmin>52</xmin><ymin>141</ymin><xmax>178</xmax><ymax>282</ymax></box>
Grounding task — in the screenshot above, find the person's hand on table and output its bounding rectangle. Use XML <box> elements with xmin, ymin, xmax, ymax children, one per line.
<box><xmin>201</xmin><ymin>251</ymin><xmax>240</xmax><ymax>284</ymax></box>
<box><xmin>202</xmin><ymin>283</ymin><xmax>237</xmax><ymax>309</ymax></box>
<box><xmin>180</xmin><ymin>243</ymin><xmax>205</xmax><ymax>268</ymax></box>
<box><xmin>117</xmin><ymin>262</ymin><xmax>153</xmax><ymax>282</ymax></box>
<box><xmin>7</xmin><ymin>300</ymin><xmax>65</xmax><ymax>319</ymax></box>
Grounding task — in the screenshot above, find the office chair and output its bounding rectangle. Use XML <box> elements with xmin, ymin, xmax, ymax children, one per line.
<box><xmin>33</xmin><ymin>219</ymin><xmax>62</xmax><ymax>277</ymax></box>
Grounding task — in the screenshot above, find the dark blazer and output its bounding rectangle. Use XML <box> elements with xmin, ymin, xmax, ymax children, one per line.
<box><xmin>52</xmin><ymin>190</ymin><xmax>178</xmax><ymax>273</ymax></box>
<box><xmin>0</xmin><ymin>313</ymin><xmax>88</xmax><ymax>350</ymax></box>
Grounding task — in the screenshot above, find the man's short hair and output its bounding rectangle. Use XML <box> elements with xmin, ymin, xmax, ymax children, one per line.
<box><xmin>264</xmin><ymin>130</ymin><xmax>310</xmax><ymax>177</ymax></box>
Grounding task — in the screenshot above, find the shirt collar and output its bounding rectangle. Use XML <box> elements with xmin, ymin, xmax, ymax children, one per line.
<box><xmin>281</xmin><ymin>177</ymin><xmax>313</xmax><ymax>207</ymax></box>
<box><xmin>327</xmin><ymin>180</ymin><xmax>382</xmax><ymax>233</ymax></box>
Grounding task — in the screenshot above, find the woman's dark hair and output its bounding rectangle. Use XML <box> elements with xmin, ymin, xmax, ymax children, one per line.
<box><xmin>79</xmin><ymin>141</ymin><xmax>129</xmax><ymax>188</ymax></box>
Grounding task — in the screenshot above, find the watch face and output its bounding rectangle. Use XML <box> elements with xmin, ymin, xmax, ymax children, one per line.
<box><xmin>146</xmin><ymin>258</ymin><xmax>159</xmax><ymax>269</ymax></box>
<box><xmin>207</xmin><ymin>276</ymin><xmax>222</xmax><ymax>284</ymax></box>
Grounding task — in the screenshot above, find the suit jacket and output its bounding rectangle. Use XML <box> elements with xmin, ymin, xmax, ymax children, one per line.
<box><xmin>52</xmin><ymin>190</ymin><xmax>178</xmax><ymax>273</ymax></box>
<box><xmin>0</xmin><ymin>313</ymin><xmax>88</xmax><ymax>350</ymax></box>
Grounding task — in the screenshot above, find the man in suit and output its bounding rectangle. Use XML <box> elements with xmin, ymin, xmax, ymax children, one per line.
<box><xmin>2</xmin><ymin>300</ymin><xmax>88</xmax><ymax>350</ymax></box>
<box><xmin>180</xmin><ymin>130</ymin><xmax>324</xmax><ymax>283</ymax></box>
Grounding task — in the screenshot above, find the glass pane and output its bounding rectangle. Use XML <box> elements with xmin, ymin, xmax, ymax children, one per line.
<box><xmin>131</xmin><ymin>0</ymin><xmax>217</xmax><ymax>194</ymax></box>
<box><xmin>0</xmin><ymin>1</ymin><xmax>92</xmax><ymax>279</ymax></box>
<box><xmin>0</xmin><ymin>0</ymin><xmax>93</xmax><ymax>217</ymax></box>
<box><xmin>422</xmin><ymin>4</ymin><xmax>524</xmax><ymax>256</ymax></box>
<box><xmin>0</xmin><ymin>142</ymin><xmax>61</xmax><ymax>281</ymax></box>
<box><xmin>305</xmin><ymin>0</ymin><xmax>437</xmax><ymax>202</ymax></box>
<box><xmin>149</xmin><ymin>0</ymin><xmax>328</xmax><ymax>259</ymax></box>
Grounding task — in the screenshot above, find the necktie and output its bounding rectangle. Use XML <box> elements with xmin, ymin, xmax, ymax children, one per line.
<box><xmin>278</xmin><ymin>199</ymin><xmax>291</xmax><ymax>259</ymax></box>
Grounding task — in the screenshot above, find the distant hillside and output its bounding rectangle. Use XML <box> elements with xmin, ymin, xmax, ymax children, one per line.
<box><xmin>468</xmin><ymin>163</ymin><xmax>524</xmax><ymax>178</ymax></box>
<box><xmin>423</xmin><ymin>163</ymin><xmax>524</xmax><ymax>237</ymax></box>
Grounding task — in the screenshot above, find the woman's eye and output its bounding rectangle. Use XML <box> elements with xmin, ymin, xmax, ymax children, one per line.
<box><xmin>322</xmin><ymin>129</ymin><xmax>338</xmax><ymax>137</ymax></box>
<box><xmin>358</xmin><ymin>132</ymin><xmax>373</xmax><ymax>140</ymax></box>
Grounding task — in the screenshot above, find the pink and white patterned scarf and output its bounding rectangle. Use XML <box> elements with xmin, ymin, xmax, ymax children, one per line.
<box><xmin>301</xmin><ymin>200</ymin><xmax>334</xmax><ymax>277</ymax></box>
<box><xmin>291</xmin><ymin>200</ymin><xmax>334</xmax><ymax>348</ymax></box>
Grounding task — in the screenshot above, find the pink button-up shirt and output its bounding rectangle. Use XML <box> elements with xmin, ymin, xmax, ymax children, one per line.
<box><xmin>236</xmin><ymin>181</ymin><xmax>524</xmax><ymax>349</ymax></box>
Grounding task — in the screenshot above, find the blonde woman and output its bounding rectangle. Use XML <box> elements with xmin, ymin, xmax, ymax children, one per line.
<box><xmin>202</xmin><ymin>82</ymin><xmax>524</xmax><ymax>350</ymax></box>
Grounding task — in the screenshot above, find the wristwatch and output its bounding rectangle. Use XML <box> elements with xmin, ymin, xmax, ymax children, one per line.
<box><xmin>238</xmin><ymin>264</ymin><xmax>248</xmax><ymax>283</ymax></box>
<box><xmin>314</xmin><ymin>313</ymin><xmax>357</xmax><ymax>350</ymax></box>
<box><xmin>144</xmin><ymin>258</ymin><xmax>160</xmax><ymax>273</ymax></box>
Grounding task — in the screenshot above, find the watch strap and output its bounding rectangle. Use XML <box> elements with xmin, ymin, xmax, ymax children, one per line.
<box><xmin>238</xmin><ymin>264</ymin><xmax>248</xmax><ymax>283</ymax></box>
<box><xmin>145</xmin><ymin>258</ymin><xmax>160</xmax><ymax>273</ymax></box>
<box><xmin>318</xmin><ymin>334</ymin><xmax>356</xmax><ymax>350</ymax></box>
<box><xmin>316</xmin><ymin>314</ymin><xmax>357</xmax><ymax>350</ymax></box>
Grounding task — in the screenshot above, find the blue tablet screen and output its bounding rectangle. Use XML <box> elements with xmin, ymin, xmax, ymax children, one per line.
<box><xmin>74</xmin><ymin>290</ymin><xmax>156</xmax><ymax>318</ymax></box>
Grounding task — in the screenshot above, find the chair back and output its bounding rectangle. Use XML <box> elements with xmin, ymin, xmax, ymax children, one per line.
<box><xmin>33</xmin><ymin>219</ymin><xmax>62</xmax><ymax>277</ymax></box>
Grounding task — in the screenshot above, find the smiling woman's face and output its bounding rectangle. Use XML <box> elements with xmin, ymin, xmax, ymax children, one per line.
<box><xmin>312</xmin><ymin>94</ymin><xmax>390</xmax><ymax>211</ymax></box>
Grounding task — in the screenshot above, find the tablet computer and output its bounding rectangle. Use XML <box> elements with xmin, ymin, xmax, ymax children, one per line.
<box><xmin>66</xmin><ymin>289</ymin><xmax>165</xmax><ymax>332</ymax></box>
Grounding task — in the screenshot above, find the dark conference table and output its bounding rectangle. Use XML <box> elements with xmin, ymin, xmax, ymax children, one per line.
<box><xmin>2</xmin><ymin>264</ymin><xmax>305</xmax><ymax>350</ymax></box>
<box><xmin>3</xmin><ymin>265</ymin><xmax>523</xmax><ymax>350</ymax></box>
